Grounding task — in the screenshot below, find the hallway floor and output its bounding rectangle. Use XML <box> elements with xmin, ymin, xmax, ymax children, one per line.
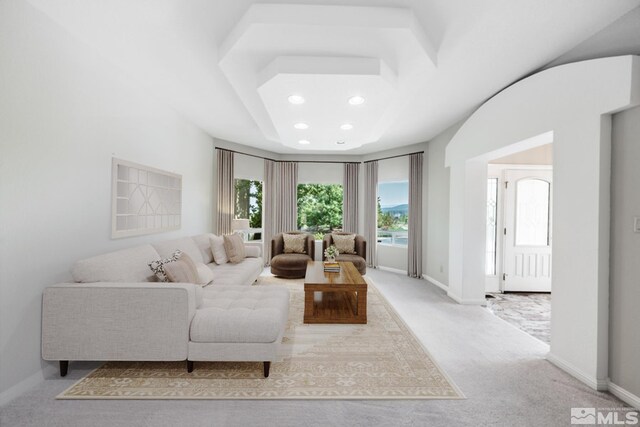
<box><xmin>486</xmin><ymin>292</ymin><xmax>551</xmax><ymax>344</ymax></box>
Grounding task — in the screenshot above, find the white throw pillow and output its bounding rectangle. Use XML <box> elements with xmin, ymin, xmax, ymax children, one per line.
<box><xmin>195</xmin><ymin>262</ymin><xmax>214</xmax><ymax>285</ymax></box>
<box><xmin>210</xmin><ymin>235</ymin><xmax>228</xmax><ymax>265</ymax></box>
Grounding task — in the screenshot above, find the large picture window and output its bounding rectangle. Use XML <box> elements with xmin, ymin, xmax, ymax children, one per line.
<box><xmin>377</xmin><ymin>181</ymin><xmax>408</xmax><ymax>246</ymax></box>
<box><xmin>297</xmin><ymin>184</ymin><xmax>343</xmax><ymax>234</ymax></box>
<box><xmin>234</xmin><ymin>179</ymin><xmax>262</xmax><ymax>241</ymax></box>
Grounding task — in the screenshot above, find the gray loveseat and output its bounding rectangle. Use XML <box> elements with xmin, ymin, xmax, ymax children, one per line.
<box><xmin>42</xmin><ymin>234</ymin><xmax>289</xmax><ymax>377</ymax></box>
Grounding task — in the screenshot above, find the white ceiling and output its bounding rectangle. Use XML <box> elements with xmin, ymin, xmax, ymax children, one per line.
<box><xmin>26</xmin><ymin>0</ymin><xmax>640</xmax><ymax>155</ymax></box>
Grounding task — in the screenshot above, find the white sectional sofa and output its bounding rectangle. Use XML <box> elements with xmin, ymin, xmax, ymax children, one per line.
<box><xmin>42</xmin><ymin>233</ymin><xmax>289</xmax><ymax>377</ymax></box>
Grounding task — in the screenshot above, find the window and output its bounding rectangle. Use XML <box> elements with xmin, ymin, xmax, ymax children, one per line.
<box><xmin>377</xmin><ymin>181</ymin><xmax>408</xmax><ymax>246</ymax></box>
<box><xmin>486</xmin><ymin>178</ymin><xmax>498</xmax><ymax>275</ymax></box>
<box><xmin>234</xmin><ymin>179</ymin><xmax>262</xmax><ymax>241</ymax></box>
<box><xmin>297</xmin><ymin>184</ymin><xmax>343</xmax><ymax>234</ymax></box>
<box><xmin>515</xmin><ymin>178</ymin><xmax>550</xmax><ymax>246</ymax></box>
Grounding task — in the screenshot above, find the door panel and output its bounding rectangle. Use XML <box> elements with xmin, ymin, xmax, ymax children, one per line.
<box><xmin>503</xmin><ymin>169</ymin><xmax>552</xmax><ymax>292</ymax></box>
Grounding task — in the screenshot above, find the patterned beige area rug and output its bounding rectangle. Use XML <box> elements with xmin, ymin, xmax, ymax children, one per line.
<box><xmin>58</xmin><ymin>275</ymin><xmax>464</xmax><ymax>400</ymax></box>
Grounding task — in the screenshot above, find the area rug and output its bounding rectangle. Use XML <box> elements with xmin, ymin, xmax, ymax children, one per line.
<box><xmin>57</xmin><ymin>275</ymin><xmax>464</xmax><ymax>400</ymax></box>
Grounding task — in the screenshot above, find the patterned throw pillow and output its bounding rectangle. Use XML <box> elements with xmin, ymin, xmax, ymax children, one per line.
<box><xmin>148</xmin><ymin>250</ymin><xmax>182</xmax><ymax>282</ymax></box>
<box><xmin>283</xmin><ymin>233</ymin><xmax>306</xmax><ymax>254</ymax></box>
<box><xmin>332</xmin><ymin>234</ymin><xmax>356</xmax><ymax>254</ymax></box>
<box><xmin>223</xmin><ymin>233</ymin><xmax>246</xmax><ymax>264</ymax></box>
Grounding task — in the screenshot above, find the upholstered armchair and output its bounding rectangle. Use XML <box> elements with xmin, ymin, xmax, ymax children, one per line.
<box><xmin>270</xmin><ymin>231</ymin><xmax>315</xmax><ymax>279</ymax></box>
<box><xmin>323</xmin><ymin>232</ymin><xmax>366</xmax><ymax>275</ymax></box>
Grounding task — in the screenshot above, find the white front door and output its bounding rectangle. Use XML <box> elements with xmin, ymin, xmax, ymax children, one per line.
<box><xmin>502</xmin><ymin>169</ymin><xmax>552</xmax><ymax>292</ymax></box>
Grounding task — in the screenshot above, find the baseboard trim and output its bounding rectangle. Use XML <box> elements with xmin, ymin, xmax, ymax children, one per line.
<box><xmin>423</xmin><ymin>274</ymin><xmax>448</xmax><ymax>292</ymax></box>
<box><xmin>546</xmin><ymin>352</ymin><xmax>608</xmax><ymax>391</ymax></box>
<box><xmin>446</xmin><ymin>290</ymin><xmax>487</xmax><ymax>306</ymax></box>
<box><xmin>608</xmin><ymin>381</ymin><xmax>640</xmax><ymax>409</ymax></box>
<box><xmin>0</xmin><ymin>364</ymin><xmax>56</xmax><ymax>406</ymax></box>
<box><xmin>377</xmin><ymin>266</ymin><xmax>406</xmax><ymax>276</ymax></box>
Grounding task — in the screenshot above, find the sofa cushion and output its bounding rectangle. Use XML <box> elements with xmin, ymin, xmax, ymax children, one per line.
<box><xmin>270</xmin><ymin>253</ymin><xmax>311</xmax><ymax>270</ymax></box>
<box><xmin>207</xmin><ymin>257</ymin><xmax>263</xmax><ymax>286</ymax></box>
<box><xmin>223</xmin><ymin>233</ymin><xmax>246</xmax><ymax>263</ymax></box>
<box><xmin>72</xmin><ymin>244</ymin><xmax>161</xmax><ymax>283</ymax></box>
<box><xmin>332</xmin><ymin>233</ymin><xmax>356</xmax><ymax>254</ymax></box>
<box><xmin>283</xmin><ymin>233</ymin><xmax>306</xmax><ymax>254</ymax></box>
<box><xmin>152</xmin><ymin>237</ymin><xmax>204</xmax><ymax>264</ymax></box>
<box><xmin>191</xmin><ymin>286</ymin><xmax>289</xmax><ymax>343</ymax></box>
<box><xmin>191</xmin><ymin>233</ymin><xmax>215</xmax><ymax>264</ymax></box>
<box><xmin>210</xmin><ymin>235</ymin><xmax>228</xmax><ymax>265</ymax></box>
<box><xmin>245</xmin><ymin>245</ymin><xmax>261</xmax><ymax>258</ymax></box>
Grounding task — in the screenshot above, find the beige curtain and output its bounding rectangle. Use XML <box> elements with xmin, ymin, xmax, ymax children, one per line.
<box><xmin>408</xmin><ymin>153</ymin><xmax>423</xmax><ymax>278</ymax></box>
<box><xmin>275</xmin><ymin>162</ymin><xmax>298</xmax><ymax>233</ymax></box>
<box><xmin>215</xmin><ymin>148</ymin><xmax>234</xmax><ymax>235</ymax></box>
<box><xmin>263</xmin><ymin>159</ymin><xmax>276</xmax><ymax>265</ymax></box>
<box><xmin>263</xmin><ymin>160</ymin><xmax>298</xmax><ymax>264</ymax></box>
<box><xmin>364</xmin><ymin>161</ymin><xmax>378</xmax><ymax>268</ymax></box>
<box><xmin>342</xmin><ymin>162</ymin><xmax>360</xmax><ymax>233</ymax></box>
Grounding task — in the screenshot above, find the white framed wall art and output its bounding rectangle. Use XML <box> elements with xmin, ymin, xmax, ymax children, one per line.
<box><xmin>111</xmin><ymin>158</ymin><xmax>182</xmax><ymax>238</ymax></box>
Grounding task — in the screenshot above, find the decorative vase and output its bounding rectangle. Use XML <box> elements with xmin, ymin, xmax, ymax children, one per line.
<box><xmin>327</xmin><ymin>256</ymin><xmax>335</xmax><ymax>263</ymax></box>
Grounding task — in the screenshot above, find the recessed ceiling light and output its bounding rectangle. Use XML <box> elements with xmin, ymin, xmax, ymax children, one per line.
<box><xmin>336</xmin><ymin>141</ymin><xmax>346</xmax><ymax>145</ymax></box>
<box><xmin>348</xmin><ymin>96</ymin><xmax>365</xmax><ymax>105</ymax></box>
<box><xmin>340</xmin><ymin>123</ymin><xmax>354</xmax><ymax>130</ymax></box>
<box><xmin>298</xmin><ymin>139</ymin><xmax>310</xmax><ymax>145</ymax></box>
<box><xmin>294</xmin><ymin>122</ymin><xmax>309</xmax><ymax>130</ymax></box>
<box><xmin>288</xmin><ymin>95</ymin><xmax>305</xmax><ymax>105</ymax></box>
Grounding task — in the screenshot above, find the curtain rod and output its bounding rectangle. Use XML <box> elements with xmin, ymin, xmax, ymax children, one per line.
<box><xmin>363</xmin><ymin>151</ymin><xmax>424</xmax><ymax>164</ymax></box>
<box><xmin>215</xmin><ymin>147</ymin><xmax>360</xmax><ymax>164</ymax></box>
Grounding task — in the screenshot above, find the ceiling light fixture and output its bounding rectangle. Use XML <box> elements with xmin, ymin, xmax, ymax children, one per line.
<box><xmin>298</xmin><ymin>139</ymin><xmax>310</xmax><ymax>145</ymax></box>
<box><xmin>288</xmin><ymin>95</ymin><xmax>305</xmax><ymax>104</ymax></box>
<box><xmin>294</xmin><ymin>122</ymin><xmax>309</xmax><ymax>130</ymax></box>
<box><xmin>336</xmin><ymin>141</ymin><xmax>346</xmax><ymax>145</ymax></box>
<box><xmin>348</xmin><ymin>96</ymin><xmax>365</xmax><ymax>105</ymax></box>
<box><xmin>340</xmin><ymin>123</ymin><xmax>354</xmax><ymax>130</ymax></box>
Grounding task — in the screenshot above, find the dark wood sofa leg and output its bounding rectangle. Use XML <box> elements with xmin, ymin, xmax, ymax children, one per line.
<box><xmin>187</xmin><ymin>360</ymin><xmax>194</xmax><ymax>373</ymax></box>
<box><xmin>60</xmin><ymin>360</ymin><xmax>69</xmax><ymax>377</ymax></box>
<box><xmin>263</xmin><ymin>361</ymin><xmax>271</xmax><ymax>378</ymax></box>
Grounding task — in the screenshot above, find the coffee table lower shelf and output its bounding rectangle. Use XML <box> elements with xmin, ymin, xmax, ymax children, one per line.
<box><xmin>303</xmin><ymin>289</ymin><xmax>367</xmax><ymax>324</ymax></box>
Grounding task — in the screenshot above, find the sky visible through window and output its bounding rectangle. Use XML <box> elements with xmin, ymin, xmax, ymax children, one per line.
<box><xmin>378</xmin><ymin>181</ymin><xmax>408</xmax><ymax>208</ymax></box>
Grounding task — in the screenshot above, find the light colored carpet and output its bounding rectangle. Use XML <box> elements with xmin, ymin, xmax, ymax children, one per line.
<box><xmin>57</xmin><ymin>276</ymin><xmax>463</xmax><ymax>400</ymax></box>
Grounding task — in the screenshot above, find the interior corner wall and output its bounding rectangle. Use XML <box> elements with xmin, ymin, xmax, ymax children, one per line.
<box><xmin>609</xmin><ymin>105</ymin><xmax>640</xmax><ymax>400</ymax></box>
<box><xmin>0</xmin><ymin>1</ymin><xmax>214</xmax><ymax>404</ymax></box>
<box><xmin>423</xmin><ymin>122</ymin><xmax>462</xmax><ymax>287</ymax></box>
<box><xmin>444</xmin><ymin>55</ymin><xmax>640</xmax><ymax>390</ymax></box>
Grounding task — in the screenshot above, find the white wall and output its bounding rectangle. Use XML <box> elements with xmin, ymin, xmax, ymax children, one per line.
<box><xmin>234</xmin><ymin>153</ymin><xmax>264</xmax><ymax>181</ymax></box>
<box><xmin>445</xmin><ymin>55</ymin><xmax>640</xmax><ymax>390</ymax></box>
<box><xmin>0</xmin><ymin>1</ymin><xmax>214</xmax><ymax>404</ymax></box>
<box><xmin>609</xmin><ymin>105</ymin><xmax>640</xmax><ymax>400</ymax></box>
<box><xmin>298</xmin><ymin>162</ymin><xmax>343</xmax><ymax>185</ymax></box>
<box><xmin>423</xmin><ymin>123</ymin><xmax>462</xmax><ymax>286</ymax></box>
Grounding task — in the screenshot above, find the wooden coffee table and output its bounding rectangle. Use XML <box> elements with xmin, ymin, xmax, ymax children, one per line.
<box><xmin>303</xmin><ymin>261</ymin><xmax>367</xmax><ymax>324</ymax></box>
